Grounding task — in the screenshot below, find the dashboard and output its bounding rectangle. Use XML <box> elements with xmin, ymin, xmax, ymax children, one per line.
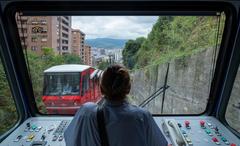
<box><xmin>0</xmin><ymin>116</ymin><xmax>239</xmax><ymax>146</ymax></box>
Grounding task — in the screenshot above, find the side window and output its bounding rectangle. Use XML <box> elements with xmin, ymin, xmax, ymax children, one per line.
<box><xmin>81</xmin><ymin>74</ymin><xmax>90</xmax><ymax>96</ymax></box>
<box><xmin>225</xmin><ymin>65</ymin><xmax>240</xmax><ymax>133</ymax></box>
<box><xmin>0</xmin><ymin>60</ymin><xmax>18</xmax><ymax>135</ymax></box>
<box><xmin>81</xmin><ymin>75</ymin><xmax>86</xmax><ymax>96</ymax></box>
<box><xmin>86</xmin><ymin>73</ymin><xmax>89</xmax><ymax>91</ymax></box>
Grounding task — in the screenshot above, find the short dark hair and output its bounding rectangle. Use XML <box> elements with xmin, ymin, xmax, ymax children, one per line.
<box><xmin>100</xmin><ymin>64</ymin><xmax>131</xmax><ymax>101</ymax></box>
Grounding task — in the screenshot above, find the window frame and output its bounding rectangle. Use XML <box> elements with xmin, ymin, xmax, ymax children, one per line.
<box><xmin>0</xmin><ymin>45</ymin><xmax>22</xmax><ymax>142</ymax></box>
<box><xmin>218</xmin><ymin>14</ymin><xmax>240</xmax><ymax>138</ymax></box>
<box><xmin>1</xmin><ymin>1</ymin><xmax>238</xmax><ymax>117</ymax></box>
<box><xmin>224</xmin><ymin>63</ymin><xmax>240</xmax><ymax>136</ymax></box>
<box><xmin>0</xmin><ymin>7</ymin><xmax>26</xmax><ymax>142</ymax></box>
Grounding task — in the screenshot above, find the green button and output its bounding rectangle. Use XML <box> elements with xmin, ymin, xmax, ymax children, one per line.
<box><xmin>31</xmin><ymin>125</ymin><xmax>37</xmax><ymax>130</ymax></box>
<box><xmin>205</xmin><ymin>129</ymin><xmax>211</xmax><ymax>134</ymax></box>
<box><xmin>221</xmin><ymin>137</ymin><xmax>227</xmax><ymax>142</ymax></box>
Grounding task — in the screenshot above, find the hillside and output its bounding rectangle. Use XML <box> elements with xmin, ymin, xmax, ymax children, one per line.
<box><xmin>86</xmin><ymin>38</ymin><xmax>127</xmax><ymax>49</ymax></box>
<box><xmin>122</xmin><ymin>15</ymin><xmax>225</xmax><ymax>69</ymax></box>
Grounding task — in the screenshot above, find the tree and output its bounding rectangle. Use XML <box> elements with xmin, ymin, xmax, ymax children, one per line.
<box><xmin>42</xmin><ymin>47</ymin><xmax>54</xmax><ymax>56</ymax></box>
<box><xmin>134</xmin><ymin>16</ymin><xmax>221</xmax><ymax>68</ymax></box>
<box><xmin>122</xmin><ymin>37</ymin><xmax>146</xmax><ymax>69</ymax></box>
<box><xmin>97</xmin><ymin>61</ymin><xmax>110</xmax><ymax>70</ymax></box>
<box><xmin>62</xmin><ymin>54</ymin><xmax>82</xmax><ymax>64</ymax></box>
<box><xmin>23</xmin><ymin>50</ymin><xmax>83</xmax><ymax>113</ymax></box>
<box><xmin>0</xmin><ymin>49</ymin><xmax>86</xmax><ymax>134</ymax></box>
<box><xmin>0</xmin><ymin>61</ymin><xmax>18</xmax><ymax>135</ymax></box>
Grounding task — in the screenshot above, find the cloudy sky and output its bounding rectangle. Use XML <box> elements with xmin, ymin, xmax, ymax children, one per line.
<box><xmin>72</xmin><ymin>16</ymin><xmax>158</xmax><ymax>40</ymax></box>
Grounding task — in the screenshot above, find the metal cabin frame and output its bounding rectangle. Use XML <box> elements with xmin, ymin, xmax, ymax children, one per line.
<box><xmin>0</xmin><ymin>0</ymin><xmax>240</xmax><ymax>141</ymax></box>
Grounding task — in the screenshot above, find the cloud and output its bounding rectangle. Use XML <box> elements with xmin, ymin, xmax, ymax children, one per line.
<box><xmin>72</xmin><ymin>16</ymin><xmax>158</xmax><ymax>39</ymax></box>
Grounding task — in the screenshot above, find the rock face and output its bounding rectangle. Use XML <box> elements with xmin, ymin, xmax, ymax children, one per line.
<box><xmin>129</xmin><ymin>47</ymin><xmax>240</xmax><ymax>132</ymax></box>
<box><xmin>130</xmin><ymin>48</ymin><xmax>215</xmax><ymax>114</ymax></box>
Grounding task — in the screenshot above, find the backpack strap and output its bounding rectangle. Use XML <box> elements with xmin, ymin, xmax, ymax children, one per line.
<box><xmin>97</xmin><ymin>106</ymin><xmax>109</xmax><ymax>146</ymax></box>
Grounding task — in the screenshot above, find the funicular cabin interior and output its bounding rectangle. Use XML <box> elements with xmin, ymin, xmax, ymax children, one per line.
<box><xmin>0</xmin><ymin>0</ymin><xmax>240</xmax><ymax>146</ymax></box>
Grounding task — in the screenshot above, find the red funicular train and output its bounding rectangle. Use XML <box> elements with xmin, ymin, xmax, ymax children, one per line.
<box><xmin>42</xmin><ymin>64</ymin><xmax>102</xmax><ymax>114</ymax></box>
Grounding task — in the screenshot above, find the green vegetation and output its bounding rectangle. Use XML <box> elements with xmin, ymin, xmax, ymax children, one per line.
<box><xmin>122</xmin><ymin>37</ymin><xmax>146</xmax><ymax>69</ymax></box>
<box><xmin>123</xmin><ymin>15</ymin><xmax>225</xmax><ymax>69</ymax></box>
<box><xmin>27</xmin><ymin>48</ymin><xmax>82</xmax><ymax>112</ymax></box>
<box><xmin>0</xmin><ymin>48</ymin><xmax>82</xmax><ymax>135</ymax></box>
<box><xmin>97</xmin><ymin>60</ymin><xmax>110</xmax><ymax>70</ymax></box>
<box><xmin>0</xmin><ymin>61</ymin><xmax>18</xmax><ymax>135</ymax></box>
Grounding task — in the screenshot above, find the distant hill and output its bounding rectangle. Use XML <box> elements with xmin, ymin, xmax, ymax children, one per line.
<box><xmin>86</xmin><ymin>38</ymin><xmax>128</xmax><ymax>49</ymax></box>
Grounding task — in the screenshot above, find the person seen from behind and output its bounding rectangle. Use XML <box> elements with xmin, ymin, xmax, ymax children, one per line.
<box><xmin>64</xmin><ymin>64</ymin><xmax>168</xmax><ymax>146</ymax></box>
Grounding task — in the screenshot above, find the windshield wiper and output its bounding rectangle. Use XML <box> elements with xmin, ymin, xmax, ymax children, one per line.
<box><xmin>139</xmin><ymin>63</ymin><xmax>170</xmax><ymax>114</ymax></box>
<box><xmin>139</xmin><ymin>85</ymin><xmax>169</xmax><ymax>108</ymax></box>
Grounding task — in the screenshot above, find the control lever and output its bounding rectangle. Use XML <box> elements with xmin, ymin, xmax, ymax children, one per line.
<box><xmin>168</xmin><ymin>120</ymin><xmax>186</xmax><ymax>146</ymax></box>
<box><xmin>162</xmin><ymin>119</ymin><xmax>189</xmax><ymax>146</ymax></box>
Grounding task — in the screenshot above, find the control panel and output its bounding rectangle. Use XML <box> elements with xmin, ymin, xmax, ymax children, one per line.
<box><xmin>155</xmin><ymin>117</ymin><xmax>240</xmax><ymax>146</ymax></box>
<box><xmin>0</xmin><ymin>116</ymin><xmax>239</xmax><ymax>146</ymax></box>
<box><xmin>0</xmin><ymin>117</ymin><xmax>72</xmax><ymax>146</ymax></box>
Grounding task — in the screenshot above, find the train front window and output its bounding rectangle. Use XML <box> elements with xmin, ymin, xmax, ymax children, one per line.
<box><xmin>16</xmin><ymin>14</ymin><xmax>226</xmax><ymax>115</ymax></box>
<box><xmin>44</xmin><ymin>73</ymin><xmax>80</xmax><ymax>96</ymax></box>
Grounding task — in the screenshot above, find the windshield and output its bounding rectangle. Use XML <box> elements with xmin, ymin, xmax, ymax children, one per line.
<box><xmin>16</xmin><ymin>14</ymin><xmax>225</xmax><ymax>114</ymax></box>
<box><xmin>43</xmin><ymin>73</ymin><xmax>80</xmax><ymax>96</ymax></box>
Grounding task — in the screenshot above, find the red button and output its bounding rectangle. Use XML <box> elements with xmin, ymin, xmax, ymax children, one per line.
<box><xmin>212</xmin><ymin>137</ymin><xmax>218</xmax><ymax>142</ymax></box>
<box><xmin>230</xmin><ymin>144</ymin><xmax>236</xmax><ymax>146</ymax></box>
<box><xmin>200</xmin><ymin>120</ymin><xmax>205</xmax><ymax>126</ymax></box>
<box><xmin>185</xmin><ymin>121</ymin><xmax>190</xmax><ymax>127</ymax></box>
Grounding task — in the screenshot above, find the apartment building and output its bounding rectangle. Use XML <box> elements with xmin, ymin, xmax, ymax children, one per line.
<box><xmin>71</xmin><ymin>29</ymin><xmax>85</xmax><ymax>56</ymax></box>
<box><xmin>16</xmin><ymin>15</ymin><xmax>28</xmax><ymax>49</ymax></box>
<box><xmin>83</xmin><ymin>45</ymin><xmax>92</xmax><ymax>66</ymax></box>
<box><xmin>16</xmin><ymin>14</ymin><xmax>72</xmax><ymax>55</ymax></box>
<box><xmin>58</xmin><ymin>16</ymin><xmax>72</xmax><ymax>55</ymax></box>
<box><xmin>16</xmin><ymin>14</ymin><xmax>93</xmax><ymax>65</ymax></box>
